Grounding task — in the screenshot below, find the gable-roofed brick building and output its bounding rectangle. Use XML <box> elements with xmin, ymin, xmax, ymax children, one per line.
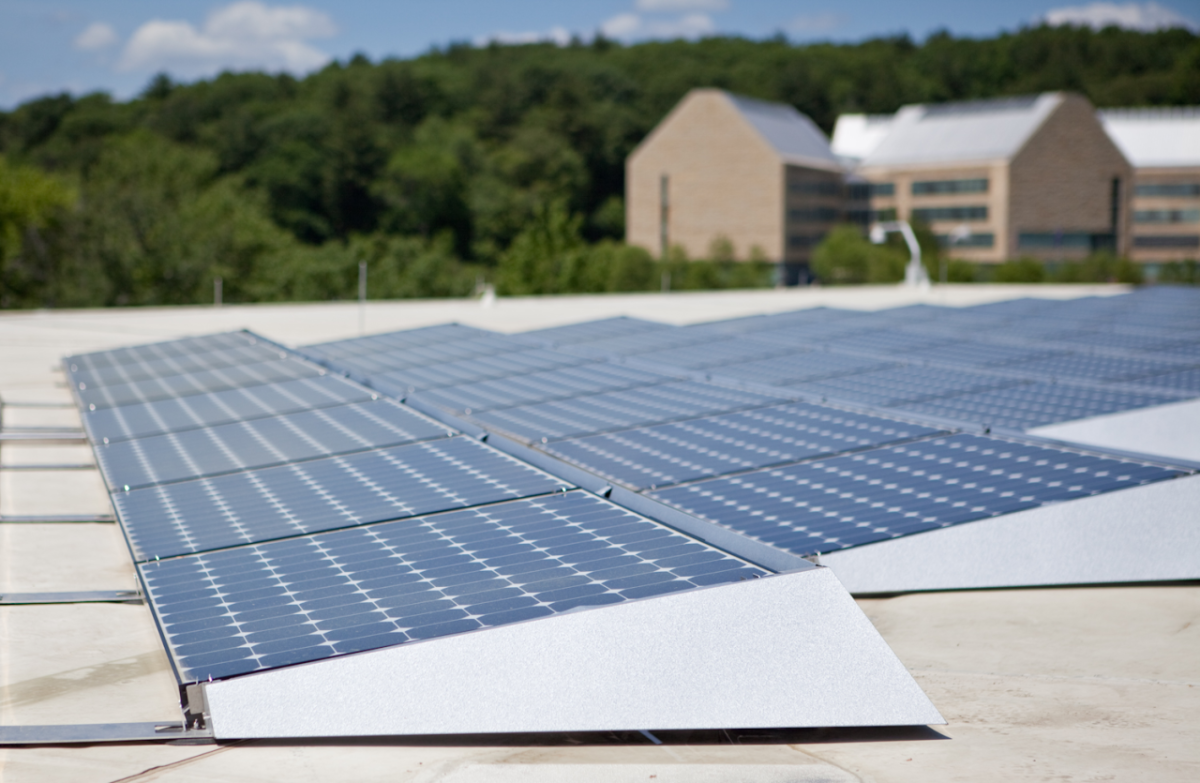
<box><xmin>626</xmin><ymin>88</ymin><xmax>845</xmax><ymax>284</ymax></box>
<box><xmin>1100</xmin><ymin>108</ymin><xmax>1200</xmax><ymax>264</ymax></box>
<box><xmin>838</xmin><ymin>93</ymin><xmax>1133</xmax><ymax>262</ymax></box>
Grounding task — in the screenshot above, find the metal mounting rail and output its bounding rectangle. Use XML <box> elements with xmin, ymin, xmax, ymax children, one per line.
<box><xmin>0</xmin><ymin>722</ymin><xmax>213</xmax><ymax>745</ymax></box>
<box><xmin>0</xmin><ymin>430</ymin><xmax>88</xmax><ymax>444</ymax></box>
<box><xmin>2</xmin><ymin>463</ymin><xmax>95</xmax><ymax>471</ymax></box>
<box><xmin>0</xmin><ymin>514</ymin><xmax>114</xmax><ymax>523</ymax></box>
<box><xmin>0</xmin><ymin>591</ymin><xmax>142</xmax><ymax>605</ymax></box>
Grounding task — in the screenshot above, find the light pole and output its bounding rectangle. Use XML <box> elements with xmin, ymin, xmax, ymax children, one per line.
<box><xmin>943</xmin><ymin>223</ymin><xmax>972</xmax><ymax>285</ymax></box>
<box><xmin>870</xmin><ymin>220</ymin><xmax>930</xmax><ymax>289</ymax></box>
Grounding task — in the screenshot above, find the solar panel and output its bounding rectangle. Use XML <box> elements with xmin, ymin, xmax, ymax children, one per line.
<box><xmin>889</xmin><ymin>341</ymin><xmax>1067</xmax><ymax>369</ymax></box>
<box><xmin>113</xmin><ymin>436</ymin><xmax>565</xmax><ymax>561</ymax></box>
<box><xmin>77</xmin><ymin>358</ymin><xmax>323</xmax><ymax>410</ymax></box>
<box><xmin>65</xmin><ymin>332</ymin><xmax>261</xmax><ymax>373</ymax></box>
<box><xmin>470</xmin><ymin>382</ymin><xmax>790</xmax><ymax>442</ymax></box>
<box><xmin>784</xmin><ymin>366</ymin><xmax>1021</xmax><ymax>407</ymax></box>
<box><xmin>891</xmin><ymin>381</ymin><xmax>1180</xmax><ymax>431</ymax></box>
<box><xmin>545</xmin><ymin>402</ymin><xmax>944</xmax><ymax>490</ymax></box>
<box><xmin>518</xmin><ymin>317</ymin><xmax>673</xmax><ymax>346</ymax></box>
<box><xmin>413</xmin><ymin>363</ymin><xmax>676</xmax><ymax>414</ymax></box>
<box><xmin>325</xmin><ymin>335</ymin><xmax>540</xmax><ymax>376</ymax></box>
<box><xmin>68</xmin><ymin>343</ymin><xmax>285</xmax><ymax>389</ymax></box>
<box><xmin>709</xmin><ymin>352</ymin><xmax>896</xmax><ymax>386</ymax></box>
<box><xmin>1126</xmin><ymin>367</ymin><xmax>1200</xmax><ymax>394</ymax></box>
<box><xmin>139</xmin><ymin>491</ymin><xmax>767</xmax><ymax>682</ymax></box>
<box><xmin>564</xmin><ymin>325</ymin><xmax>728</xmax><ymax>359</ymax></box>
<box><xmin>83</xmin><ymin>375</ymin><xmax>375</xmax><ymax>444</ymax></box>
<box><xmin>996</xmin><ymin>353</ymin><xmax>1189</xmax><ymax>383</ymax></box>
<box><xmin>303</xmin><ymin>324</ymin><xmax>498</xmax><ymax>362</ymax></box>
<box><xmin>1047</xmin><ymin>330</ymin><xmax>1196</xmax><ymax>354</ymax></box>
<box><xmin>651</xmin><ymin>433</ymin><xmax>1185</xmax><ymax>558</ymax></box>
<box><xmin>96</xmin><ymin>399</ymin><xmax>453</xmax><ymax>489</ymax></box>
<box><xmin>702</xmin><ymin>307</ymin><xmax>860</xmax><ymax>334</ymax></box>
<box><xmin>819</xmin><ymin>330</ymin><xmax>958</xmax><ymax>357</ymax></box>
<box><xmin>626</xmin><ymin>338</ymin><xmax>792</xmax><ymax>371</ymax></box>
<box><xmin>370</xmin><ymin>349</ymin><xmax>591</xmax><ymax>395</ymax></box>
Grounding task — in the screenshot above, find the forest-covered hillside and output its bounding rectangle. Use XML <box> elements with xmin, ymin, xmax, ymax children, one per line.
<box><xmin>1</xmin><ymin>25</ymin><xmax>1197</xmax><ymax>307</ymax></box>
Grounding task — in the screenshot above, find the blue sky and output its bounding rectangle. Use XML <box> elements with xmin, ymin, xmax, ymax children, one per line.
<box><xmin>1</xmin><ymin>1</ymin><xmax>1196</xmax><ymax>108</ymax></box>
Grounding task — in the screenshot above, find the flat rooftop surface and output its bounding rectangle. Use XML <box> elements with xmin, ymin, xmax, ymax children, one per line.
<box><xmin>2</xmin><ymin>284</ymin><xmax>1197</xmax><ymax>782</ymax></box>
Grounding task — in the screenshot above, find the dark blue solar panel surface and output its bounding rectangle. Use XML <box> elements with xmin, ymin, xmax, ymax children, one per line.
<box><xmin>891</xmin><ymin>382</ymin><xmax>1181</xmax><ymax>430</ymax></box>
<box><xmin>995</xmin><ymin>353</ymin><xmax>1190</xmax><ymax>383</ymax></box>
<box><xmin>66</xmin><ymin>332</ymin><xmax>260</xmax><ymax>373</ymax></box>
<box><xmin>710</xmin><ymin>352</ymin><xmax>896</xmax><ymax>386</ymax></box>
<box><xmin>819</xmin><ymin>331</ymin><xmax>958</xmax><ymax>357</ymax></box>
<box><xmin>898</xmin><ymin>341</ymin><xmax>1068</xmax><ymax>369</ymax></box>
<box><xmin>1121</xmin><ymin>367</ymin><xmax>1200</xmax><ymax>394</ymax></box>
<box><xmin>96</xmin><ymin>399</ymin><xmax>453</xmax><ymax>490</ymax></box>
<box><xmin>82</xmin><ymin>375</ymin><xmax>375</xmax><ymax>444</ymax></box>
<box><xmin>370</xmin><ymin>349</ymin><xmax>590</xmax><ymax>394</ymax></box>
<box><xmin>519</xmin><ymin>317</ymin><xmax>673</xmax><ymax>345</ymax></box>
<box><xmin>140</xmin><ymin>491</ymin><xmax>766</xmax><ymax>682</ymax></box>
<box><xmin>545</xmin><ymin>402</ymin><xmax>943</xmax><ymax>490</ymax></box>
<box><xmin>564</xmin><ymin>325</ymin><xmax>728</xmax><ymax>359</ymax></box>
<box><xmin>413</xmin><ymin>363</ymin><xmax>675</xmax><ymax>414</ymax></box>
<box><xmin>470</xmin><ymin>382</ymin><xmax>790</xmax><ymax>442</ymax></box>
<box><xmin>78</xmin><ymin>358</ymin><xmax>323</xmax><ymax>410</ymax></box>
<box><xmin>651</xmin><ymin>433</ymin><xmax>1185</xmax><ymax>558</ymax></box>
<box><xmin>303</xmin><ymin>324</ymin><xmax>497</xmax><ymax>362</ymax></box>
<box><xmin>626</xmin><ymin>338</ymin><xmax>791</xmax><ymax>371</ymax></box>
<box><xmin>327</xmin><ymin>335</ymin><xmax>539</xmax><ymax>376</ymax></box>
<box><xmin>113</xmin><ymin>435</ymin><xmax>565</xmax><ymax>561</ymax></box>
<box><xmin>69</xmin><ymin>343</ymin><xmax>285</xmax><ymax>389</ymax></box>
<box><xmin>785</xmin><ymin>366</ymin><xmax>1021</xmax><ymax>407</ymax></box>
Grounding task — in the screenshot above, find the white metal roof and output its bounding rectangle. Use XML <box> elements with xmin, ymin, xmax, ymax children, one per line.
<box><xmin>831</xmin><ymin>113</ymin><xmax>895</xmax><ymax>164</ymax></box>
<box><xmin>1099</xmin><ymin>108</ymin><xmax>1200</xmax><ymax>168</ymax></box>
<box><xmin>862</xmin><ymin>93</ymin><xmax>1064</xmax><ymax>168</ymax></box>
<box><xmin>724</xmin><ymin>93</ymin><xmax>844</xmax><ymax>171</ymax></box>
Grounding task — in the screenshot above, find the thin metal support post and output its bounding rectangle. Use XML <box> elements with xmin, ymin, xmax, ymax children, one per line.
<box><xmin>358</xmin><ymin>261</ymin><xmax>367</xmax><ymax>336</ymax></box>
<box><xmin>662</xmin><ymin>271</ymin><xmax>670</xmax><ymax>292</ymax></box>
<box><xmin>214</xmin><ymin>277</ymin><xmax>222</xmax><ymax>307</ymax></box>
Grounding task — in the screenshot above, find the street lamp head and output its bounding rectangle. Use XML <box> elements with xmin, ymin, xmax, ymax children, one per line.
<box><xmin>869</xmin><ymin>225</ymin><xmax>886</xmax><ymax>244</ymax></box>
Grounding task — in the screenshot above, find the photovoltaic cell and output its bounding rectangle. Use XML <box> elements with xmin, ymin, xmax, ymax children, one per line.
<box><xmin>327</xmin><ymin>335</ymin><xmax>541</xmax><ymax>376</ymax></box>
<box><xmin>1121</xmin><ymin>367</ymin><xmax>1200</xmax><ymax>394</ymax></box>
<box><xmin>784</xmin><ymin>366</ymin><xmax>1021</xmax><ymax>407</ymax></box>
<box><xmin>113</xmin><ymin>436</ymin><xmax>566</xmax><ymax>561</ymax></box>
<box><xmin>96</xmin><ymin>399</ymin><xmax>453</xmax><ymax>489</ymax></box>
<box><xmin>651</xmin><ymin>433</ymin><xmax>1185</xmax><ymax>558</ymax></box>
<box><xmin>818</xmin><ymin>330</ymin><xmax>958</xmax><ymax>357</ymax></box>
<box><xmin>140</xmin><ymin>491</ymin><xmax>766</xmax><ymax>682</ymax></box>
<box><xmin>545</xmin><ymin>402</ymin><xmax>944</xmax><ymax>490</ymax></box>
<box><xmin>470</xmin><ymin>382</ymin><xmax>790</xmax><ymax>442</ymax></box>
<box><xmin>82</xmin><ymin>375</ymin><xmax>375</xmax><ymax>444</ymax></box>
<box><xmin>77</xmin><ymin>358</ymin><xmax>323</xmax><ymax>410</ymax></box>
<box><xmin>413</xmin><ymin>363</ymin><xmax>676</xmax><ymax>414</ymax></box>
<box><xmin>303</xmin><ymin>324</ymin><xmax>498</xmax><ymax>362</ymax></box>
<box><xmin>563</xmin><ymin>326</ymin><xmax>728</xmax><ymax>359</ymax></box>
<box><xmin>891</xmin><ymin>382</ymin><xmax>1182</xmax><ymax>430</ymax></box>
<box><xmin>896</xmin><ymin>341</ymin><xmax>1068</xmax><ymax>369</ymax></box>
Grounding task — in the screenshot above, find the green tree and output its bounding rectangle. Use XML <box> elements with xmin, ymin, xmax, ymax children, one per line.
<box><xmin>0</xmin><ymin>156</ymin><xmax>76</xmax><ymax>307</ymax></box>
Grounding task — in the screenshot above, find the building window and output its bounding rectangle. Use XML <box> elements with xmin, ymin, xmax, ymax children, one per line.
<box><xmin>870</xmin><ymin>182</ymin><xmax>895</xmax><ymax>197</ymax></box>
<box><xmin>846</xmin><ymin>183</ymin><xmax>871</xmax><ymax>201</ymax></box>
<box><xmin>1135</xmin><ymin>184</ymin><xmax>1200</xmax><ymax>198</ymax></box>
<box><xmin>912</xmin><ymin>178</ymin><xmax>988</xmax><ymax>195</ymax></box>
<box><xmin>788</xmin><ymin>234</ymin><xmax>826</xmax><ymax>248</ymax></box>
<box><xmin>911</xmin><ymin>206</ymin><xmax>988</xmax><ymax>222</ymax></box>
<box><xmin>1019</xmin><ymin>232</ymin><xmax>1114</xmax><ymax>250</ymax></box>
<box><xmin>1133</xmin><ymin>235</ymin><xmax>1200</xmax><ymax>248</ymax></box>
<box><xmin>1134</xmin><ymin>209</ymin><xmax>1200</xmax><ymax>224</ymax></box>
<box><xmin>936</xmin><ymin>233</ymin><xmax>995</xmax><ymax>248</ymax></box>
<box><xmin>873</xmin><ymin>208</ymin><xmax>898</xmax><ymax>222</ymax></box>
<box><xmin>788</xmin><ymin>181</ymin><xmax>841</xmax><ymax>197</ymax></box>
<box><xmin>788</xmin><ymin>207</ymin><xmax>841</xmax><ymax>223</ymax></box>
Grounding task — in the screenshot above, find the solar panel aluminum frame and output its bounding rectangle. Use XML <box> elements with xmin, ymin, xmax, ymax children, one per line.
<box><xmin>194</xmin><ymin>567</ymin><xmax>945</xmax><ymax>737</ymax></box>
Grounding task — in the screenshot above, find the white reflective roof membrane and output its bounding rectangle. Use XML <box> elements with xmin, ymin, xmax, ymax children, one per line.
<box><xmin>1100</xmin><ymin>107</ymin><xmax>1200</xmax><ymax>168</ymax></box>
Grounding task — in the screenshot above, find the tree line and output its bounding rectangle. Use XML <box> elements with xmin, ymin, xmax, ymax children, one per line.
<box><xmin>1</xmin><ymin>24</ymin><xmax>1197</xmax><ymax>307</ymax></box>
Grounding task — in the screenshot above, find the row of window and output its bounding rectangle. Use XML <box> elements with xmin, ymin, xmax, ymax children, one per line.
<box><xmin>911</xmin><ymin>206</ymin><xmax>989</xmax><ymax>222</ymax></box>
<box><xmin>1018</xmin><ymin>232</ymin><xmax>1115</xmax><ymax>250</ymax></box>
<box><xmin>1133</xmin><ymin>235</ymin><xmax>1200</xmax><ymax>249</ymax></box>
<box><xmin>787</xmin><ymin>207</ymin><xmax>842</xmax><ymax>223</ymax></box>
<box><xmin>1135</xmin><ymin>183</ymin><xmax>1200</xmax><ymax>198</ymax></box>
<box><xmin>912</xmin><ymin>178</ymin><xmax>989</xmax><ymax>195</ymax></box>
<box><xmin>935</xmin><ymin>233</ymin><xmax>995</xmax><ymax>248</ymax></box>
<box><xmin>787</xmin><ymin>181</ymin><xmax>842</xmax><ymax>197</ymax></box>
<box><xmin>1133</xmin><ymin>209</ymin><xmax>1200</xmax><ymax>224</ymax></box>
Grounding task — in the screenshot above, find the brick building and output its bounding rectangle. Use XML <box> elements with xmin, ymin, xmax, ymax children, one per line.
<box><xmin>626</xmin><ymin>89</ymin><xmax>844</xmax><ymax>284</ymax></box>
<box><xmin>1100</xmin><ymin>108</ymin><xmax>1200</xmax><ymax>263</ymax></box>
<box><xmin>834</xmin><ymin>93</ymin><xmax>1133</xmax><ymax>262</ymax></box>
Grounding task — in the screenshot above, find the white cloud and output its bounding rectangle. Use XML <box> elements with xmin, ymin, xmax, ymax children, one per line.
<box><xmin>1041</xmin><ymin>2</ymin><xmax>1198</xmax><ymax>31</ymax></box>
<box><xmin>74</xmin><ymin>22</ymin><xmax>118</xmax><ymax>51</ymax></box>
<box><xmin>634</xmin><ymin>0</ymin><xmax>728</xmax><ymax>11</ymax></box>
<box><xmin>601</xmin><ymin>12</ymin><xmax>716</xmax><ymax>39</ymax></box>
<box><xmin>118</xmin><ymin>2</ymin><xmax>336</xmax><ymax>77</ymax></box>
<box><xmin>788</xmin><ymin>12</ymin><xmax>840</xmax><ymax>34</ymax></box>
<box><xmin>475</xmin><ymin>26</ymin><xmax>572</xmax><ymax>47</ymax></box>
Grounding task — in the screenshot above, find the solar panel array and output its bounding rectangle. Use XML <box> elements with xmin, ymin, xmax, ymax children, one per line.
<box><xmin>296</xmin><ymin>286</ymin><xmax>1196</xmax><ymax>565</ymax></box>
<box><xmin>68</xmin><ymin>330</ymin><xmax>769</xmax><ymax>685</ymax></box>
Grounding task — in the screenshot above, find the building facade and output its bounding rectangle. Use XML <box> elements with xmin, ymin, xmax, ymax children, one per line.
<box><xmin>1100</xmin><ymin>108</ymin><xmax>1200</xmax><ymax>263</ymax></box>
<box><xmin>626</xmin><ymin>89</ymin><xmax>845</xmax><ymax>282</ymax></box>
<box><xmin>835</xmin><ymin>93</ymin><xmax>1133</xmax><ymax>262</ymax></box>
